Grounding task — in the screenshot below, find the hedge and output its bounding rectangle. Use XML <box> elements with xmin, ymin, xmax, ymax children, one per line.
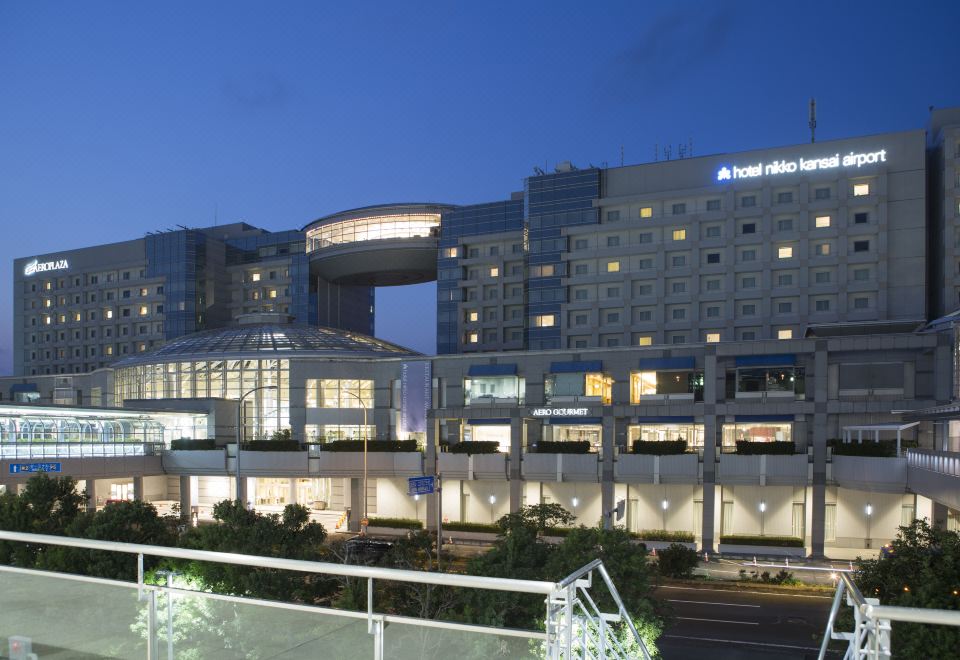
<box><xmin>532</xmin><ymin>441</ymin><xmax>593</xmax><ymax>454</ymax></box>
<box><xmin>170</xmin><ymin>439</ymin><xmax>217</xmax><ymax>451</ymax></box>
<box><xmin>543</xmin><ymin>527</ymin><xmax>575</xmax><ymax>537</ymax></box>
<box><xmin>367</xmin><ymin>517</ymin><xmax>423</xmax><ymax>530</ymax></box>
<box><xmin>441</xmin><ymin>521</ymin><xmax>500</xmax><ymax>533</ymax></box>
<box><xmin>318</xmin><ymin>439</ymin><xmax>420</xmax><ymax>452</ymax></box>
<box><xmin>242</xmin><ymin>440</ymin><xmax>303</xmax><ymax>452</ymax></box>
<box><xmin>632</xmin><ymin>529</ymin><xmax>695</xmax><ymax>542</ymax></box>
<box><xmin>735</xmin><ymin>441</ymin><xmax>797</xmax><ymax>455</ymax></box>
<box><xmin>447</xmin><ymin>441</ymin><xmax>501</xmax><ymax>455</ymax></box>
<box><xmin>720</xmin><ymin>534</ymin><xmax>804</xmax><ymax>547</ymax></box>
<box><xmin>829</xmin><ymin>440</ymin><xmax>898</xmax><ymax>457</ymax></box>
<box><xmin>631</xmin><ymin>440</ymin><xmax>687</xmax><ymax>455</ymax></box>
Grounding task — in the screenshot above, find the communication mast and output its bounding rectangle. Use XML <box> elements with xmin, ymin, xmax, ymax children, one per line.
<box><xmin>809</xmin><ymin>98</ymin><xmax>817</xmax><ymax>143</ymax></box>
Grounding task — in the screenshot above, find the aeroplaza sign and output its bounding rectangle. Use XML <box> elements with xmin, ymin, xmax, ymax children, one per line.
<box><xmin>716</xmin><ymin>149</ymin><xmax>887</xmax><ymax>182</ymax></box>
<box><xmin>23</xmin><ymin>258</ymin><xmax>69</xmax><ymax>277</ymax></box>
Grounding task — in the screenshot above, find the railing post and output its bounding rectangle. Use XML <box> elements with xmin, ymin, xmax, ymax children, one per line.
<box><xmin>146</xmin><ymin>589</ymin><xmax>158</xmax><ymax>660</ymax></box>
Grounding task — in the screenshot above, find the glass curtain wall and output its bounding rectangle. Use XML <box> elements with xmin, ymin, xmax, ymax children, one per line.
<box><xmin>544</xmin><ymin>373</ymin><xmax>612</xmax><ymax>404</ymax></box>
<box><xmin>304</xmin><ymin>379</ymin><xmax>373</xmax><ymax>408</ymax></box>
<box><xmin>306</xmin><ymin>214</ymin><xmax>441</xmax><ymax>251</ymax></box>
<box><xmin>722</xmin><ymin>422</ymin><xmax>793</xmax><ymax>448</ymax></box>
<box><xmin>628</xmin><ymin>424</ymin><xmax>704</xmax><ymax>447</ymax></box>
<box><xmin>463</xmin><ymin>376</ymin><xmax>524</xmax><ymax>404</ymax></box>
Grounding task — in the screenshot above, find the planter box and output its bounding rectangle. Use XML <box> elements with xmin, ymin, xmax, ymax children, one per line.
<box><xmin>161</xmin><ymin>449</ymin><xmax>227</xmax><ymax>475</ymax></box>
<box><xmin>314</xmin><ymin>451</ymin><xmax>423</xmax><ymax>478</ymax></box>
<box><xmin>719</xmin><ymin>543</ymin><xmax>806</xmax><ymax>558</ymax></box>
<box><xmin>522</xmin><ymin>452</ymin><xmax>600</xmax><ymax>482</ymax></box>
<box><xmin>440</xmin><ymin>529</ymin><xmax>499</xmax><ymax>543</ymax></box>
<box><xmin>365</xmin><ymin>526</ymin><xmax>421</xmax><ymax>538</ymax></box>
<box><xmin>717</xmin><ymin>454</ymin><xmax>809</xmax><ymax>486</ymax></box>
<box><xmin>615</xmin><ymin>453</ymin><xmax>699</xmax><ymax>484</ymax></box>
<box><xmin>634</xmin><ymin>540</ymin><xmax>697</xmax><ymax>551</ymax></box>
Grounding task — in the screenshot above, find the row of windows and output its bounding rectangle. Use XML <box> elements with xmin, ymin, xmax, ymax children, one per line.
<box><xmin>31</xmin><ymin>285</ymin><xmax>165</xmax><ymax>308</ymax></box>
<box><xmin>446</xmin><ymin>243</ymin><xmax>524</xmax><ymax>259</ymax></box>
<box><xmin>566</xmin><ymin>329</ymin><xmax>800</xmax><ymax>349</ymax></box>
<box><xmin>29</xmin><ymin>340</ymin><xmax>153</xmax><ymax>361</ymax></box>
<box><xmin>603</xmin><ymin>183</ymin><xmax>873</xmax><ymax>222</ymax></box>
<box><xmin>28</xmin><ymin>323</ymin><xmax>164</xmax><ymax>344</ymax></box>
<box><xmin>464</xmin><ymin>328</ymin><xmax>525</xmax><ymax>345</ymax></box>
<box><xmin>31</xmin><ymin>304</ymin><xmax>164</xmax><ymax>325</ymax></box>
<box><xmin>28</xmin><ymin>269</ymin><xmax>152</xmax><ymax>292</ymax></box>
<box><xmin>243</xmin><ymin>269</ymin><xmax>289</xmax><ymax>283</ymax></box>
<box><xmin>246</xmin><ymin>288</ymin><xmax>289</xmax><ymax>301</ymax></box>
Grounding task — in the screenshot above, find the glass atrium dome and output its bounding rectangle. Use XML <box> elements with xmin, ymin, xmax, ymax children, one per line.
<box><xmin>113</xmin><ymin>322</ymin><xmax>417</xmax><ymax>439</ymax></box>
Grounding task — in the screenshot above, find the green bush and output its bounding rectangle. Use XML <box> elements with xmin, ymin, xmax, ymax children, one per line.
<box><xmin>542</xmin><ymin>526</ymin><xmax>575</xmax><ymax>537</ymax></box>
<box><xmin>242</xmin><ymin>440</ymin><xmax>302</xmax><ymax>452</ymax></box>
<box><xmin>170</xmin><ymin>439</ymin><xmax>217</xmax><ymax>450</ymax></box>
<box><xmin>533</xmin><ymin>440</ymin><xmax>593</xmax><ymax>454</ymax></box>
<box><xmin>656</xmin><ymin>543</ymin><xmax>700</xmax><ymax>579</ymax></box>
<box><xmin>632</xmin><ymin>529</ymin><xmax>695</xmax><ymax>542</ymax></box>
<box><xmin>319</xmin><ymin>439</ymin><xmax>420</xmax><ymax>452</ymax></box>
<box><xmin>631</xmin><ymin>440</ymin><xmax>687</xmax><ymax>455</ymax></box>
<box><xmin>442</xmin><ymin>521</ymin><xmax>500</xmax><ymax>533</ymax></box>
<box><xmin>735</xmin><ymin>441</ymin><xmax>797</xmax><ymax>455</ymax></box>
<box><xmin>720</xmin><ymin>534</ymin><xmax>803</xmax><ymax>547</ymax></box>
<box><xmin>829</xmin><ymin>440</ymin><xmax>898</xmax><ymax>457</ymax></box>
<box><xmin>447</xmin><ymin>441</ymin><xmax>500</xmax><ymax>454</ymax></box>
<box><xmin>366</xmin><ymin>517</ymin><xmax>423</xmax><ymax>530</ymax></box>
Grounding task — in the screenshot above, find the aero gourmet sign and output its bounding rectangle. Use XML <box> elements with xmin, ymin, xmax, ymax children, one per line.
<box><xmin>716</xmin><ymin>149</ymin><xmax>887</xmax><ymax>183</ymax></box>
<box><xmin>23</xmin><ymin>258</ymin><xmax>69</xmax><ymax>277</ymax></box>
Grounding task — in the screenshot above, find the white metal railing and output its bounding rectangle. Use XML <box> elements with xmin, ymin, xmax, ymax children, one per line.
<box><xmin>0</xmin><ymin>530</ymin><xmax>650</xmax><ymax>659</ymax></box>
<box><xmin>818</xmin><ymin>571</ymin><xmax>960</xmax><ymax>660</ymax></box>
<box><xmin>906</xmin><ymin>448</ymin><xmax>960</xmax><ymax>477</ymax></box>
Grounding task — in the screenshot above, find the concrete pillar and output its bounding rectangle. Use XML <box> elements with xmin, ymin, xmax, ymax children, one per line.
<box><xmin>236</xmin><ymin>477</ymin><xmax>248</xmax><ymax>508</ymax></box>
<box><xmin>348</xmin><ymin>477</ymin><xmax>363</xmax><ymax>532</ymax></box>
<box><xmin>601</xmin><ymin>413</ymin><xmax>615</xmax><ymax>529</ymax></box>
<box><xmin>426</xmin><ymin>416</ymin><xmax>440</xmax><ymax>531</ymax></box>
<box><xmin>932</xmin><ymin>501</ymin><xmax>949</xmax><ymax>529</ymax></box>
<box><xmin>179</xmin><ymin>476</ymin><xmax>192</xmax><ymax>520</ymax></box>
<box><xmin>700</xmin><ymin>352</ymin><xmax>718</xmax><ymax>551</ymax></box>
<box><xmin>509</xmin><ymin>416</ymin><xmax>524</xmax><ymax>514</ymax></box>
<box><xmin>85</xmin><ymin>479</ymin><xmax>97</xmax><ymax>513</ymax></box>
<box><xmin>133</xmin><ymin>476</ymin><xmax>144</xmax><ymax>501</ymax></box>
<box><xmin>810</xmin><ymin>342</ymin><xmax>829</xmax><ymax>558</ymax></box>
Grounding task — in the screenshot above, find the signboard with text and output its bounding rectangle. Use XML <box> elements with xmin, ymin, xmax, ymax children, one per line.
<box><xmin>528</xmin><ymin>407</ymin><xmax>591</xmax><ymax>417</ymax></box>
<box><xmin>400</xmin><ymin>360</ymin><xmax>431</xmax><ymax>436</ymax></box>
<box><xmin>9</xmin><ymin>462</ymin><xmax>62</xmax><ymax>474</ymax></box>
<box><xmin>408</xmin><ymin>476</ymin><xmax>435</xmax><ymax>496</ymax></box>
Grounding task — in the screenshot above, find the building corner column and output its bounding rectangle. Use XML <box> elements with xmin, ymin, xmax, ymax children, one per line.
<box><xmin>600</xmin><ymin>412</ymin><xmax>615</xmax><ymax>529</ymax></box>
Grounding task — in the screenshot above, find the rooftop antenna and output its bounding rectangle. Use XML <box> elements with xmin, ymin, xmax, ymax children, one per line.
<box><xmin>809</xmin><ymin>98</ymin><xmax>817</xmax><ymax>143</ymax></box>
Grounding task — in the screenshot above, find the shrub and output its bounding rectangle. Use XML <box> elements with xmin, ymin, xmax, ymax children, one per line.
<box><xmin>320</xmin><ymin>439</ymin><xmax>420</xmax><ymax>452</ymax></box>
<box><xmin>366</xmin><ymin>517</ymin><xmax>423</xmax><ymax>530</ymax></box>
<box><xmin>631</xmin><ymin>440</ymin><xmax>687</xmax><ymax>455</ymax></box>
<box><xmin>735</xmin><ymin>441</ymin><xmax>797</xmax><ymax>455</ymax></box>
<box><xmin>632</xmin><ymin>529</ymin><xmax>695</xmax><ymax>542</ymax></box>
<box><xmin>447</xmin><ymin>441</ymin><xmax>500</xmax><ymax>455</ymax></box>
<box><xmin>656</xmin><ymin>543</ymin><xmax>700</xmax><ymax>579</ymax></box>
<box><xmin>542</xmin><ymin>527</ymin><xmax>575</xmax><ymax>538</ymax></box>
<box><xmin>829</xmin><ymin>440</ymin><xmax>898</xmax><ymax>457</ymax></box>
<box><xmin>532</xmin><ymin>440</ymin><xmax>593</xmax><ymax>454</ymax></box>
<box><xmin>442</xmin><ymin>521</ymin><xmax>500</xmax><ymax>533</ymax></box>
<box><xmin>720</xmin><ymin>534</ymin><xmax>803</xmax><ymax>547</ymax></box>
<box><xmin>170</xmin><ymin>439</ymin><xmax>217</xmax><ymax>450</ymax></box>
<box><xmin>242</xmin><ymin>440</ymin><xmax>302</xmax><ymax>452</ymax></box>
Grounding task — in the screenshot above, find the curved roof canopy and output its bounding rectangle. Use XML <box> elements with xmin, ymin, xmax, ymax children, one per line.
<box><xmin>112</xmin><ymin>323</ymin><xmax>418</xmax><ymax>367</ymax></box>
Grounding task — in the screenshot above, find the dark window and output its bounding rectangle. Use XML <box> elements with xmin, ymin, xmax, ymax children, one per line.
<box><xmin>854</xmin><ymin>212</ymin><xmax>869</xmax><ymax>224</ymax></box>
<box><xmin>815</xmin><ymin>187</ymin><xmax>831</xmax><ymax>200</ymax></box>
<box><xmin>606</xmin><ymin>210</ymin><xmax>621</xmax><ymax>222</ymax></box>
<box><xmin>672</xmin><ymin>203</ymin><xmax>686</xmax><ymax>215</ymax></box>
<box><xmin>742</xmin><ymin>223</ymin><xmax>756</xmax><ymax>234</ymax></box>
<box><xmin>706</xmin><ymin>252</ymin><xmax>720</xmax><ymax>264</ymax></box>
<box><xmin>706</xmin><ymin>199</ymin><xmax>721</xmax><ymax>211</ymax></box>
<box><xmin>741</xmin><ymin>195</ymin><xmax>757</xmax><ymax>207</ymax></box>
<box><xmin>854</xmin><ymin>240</ymin><xmax>870</xmax><ymax>253</ymax></box>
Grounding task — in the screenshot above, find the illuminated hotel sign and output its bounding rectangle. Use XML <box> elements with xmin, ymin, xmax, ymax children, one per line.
<box><xmin>716</xmin><ymin>149</ymin><xmax>887</xmax><ymax>182</ymax></box>
<box><xmin>529</xmin><ymin>407</ymin><xmax>591</xmax><ymax>417</ymax></box>
<box><xmin>23</xmin><ymin>258</ymin><xmax>69</xmax><ymax>276</ymax></box>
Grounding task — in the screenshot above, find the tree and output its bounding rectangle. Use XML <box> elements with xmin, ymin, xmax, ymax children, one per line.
<box><xmin>656</xmin><ymin>543</ymin><xmax>699</xmax><ymax>579</ymax></box>
<box><xmin>0</xmin><ymin>474</ymin><xmax>86</xmax><ymax>567</ymax></box>
<box><xmin>854</xmin><ymin>519</ymin><xmax>960</xmax><ymax>659</ymax></box>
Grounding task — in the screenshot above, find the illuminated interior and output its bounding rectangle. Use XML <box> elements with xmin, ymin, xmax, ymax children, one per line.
<box><xmin>545</xmin><ymin>372</ymin><xmax>612</xmax><ymax>404</ymax></box>
<box><xmin>306</xmin><ymin>213</ymin><xmax>441</xmax><ymax>251</ymax></box>
<box><xmin>547</xmin><ymin>424</ymin><xmax>602</xmax><ymax>449</ymax></box>
<box><xmin>305</xmin><ymin>379</ymin><xmax>373</xmax><ymax>408</ymax></box>
<box><xmin>463</xmin><ymin>424</ymin><xmax>511</xmax><ymax>452</ymax></box>
<box><xmin>630</xmin><ymin>371</ymin><xmax>703</xmax><ymax>401</ymax></box>
<box><xmin>629</xmin><ymin>424</ymin><xmax>704</xmax><ymax>447</ymax></box>
<box><xmin>722</xmin><ymin>422</ymin><xmax>793</xmax><ymax>447</ymax></box>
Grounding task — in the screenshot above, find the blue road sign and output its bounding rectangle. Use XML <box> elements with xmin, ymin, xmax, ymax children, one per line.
<box><xmin>408</xmin><ymin>475</ymin><xmax>435</xmax><ymax>496</ymax></box>
<box><xmin>9</xmin><ymin>462</ymin><xmax>62</xmax><ymax>475</ymax></box>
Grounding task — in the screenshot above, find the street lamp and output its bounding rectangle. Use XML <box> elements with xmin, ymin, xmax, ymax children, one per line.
<box><xmin>865</xmin><ymin>503</ymin><xmax>873</xmax><ymax>548</ymax></box>
<box><xmin>236</xmin><ymin>385</ymin><xmax>278</xmax><ymax>506</ymax></box>
<box><xmin>661</xmin><ymin>499</ymin><xmax>669</xmax><ymax>531</ymax></box>
<box><xmin>759</xmin><ymin>500</ymin><xmax>767</xmax><ymax>537</ymax></box>
<box><xmin>489</xmin><ymin>494</ymin><xmax>497</xmax><ymax>523</ymax></box>
<box><xmin>340</xmin><ymin>389</ymin><xmax>370</xmax><ymax>535</ymax></box>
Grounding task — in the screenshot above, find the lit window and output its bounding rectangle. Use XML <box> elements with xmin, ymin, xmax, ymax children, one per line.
<box><xmin>138</xmin><ymin>343</ymin><xmax>147</xmax><ymax>352</ymax></box>
<box><xmin>706</xmin><ymin>332</ymin><xmax>721</xmax><ymax>343</ymax></box>
<box><xmin>777</xmin><ymin>329</ymin><xmax>793</xmax><ymax>340</ymax></box>
<box><xmin>251</xmin><ymin>273</ymin><xmax>261</xmax><ymax>282</ymax></box>
<box><xmin>815</xmin><ymin>243</ymin><xmax>831</xmax><ymax>256</ymax></box>
<box><xmin>44</xmin><ymin>299</ymin><xmax>52</xmax><ymax>308</ymax></box>
<box><xmin>637</xmin><ymin>336</ymin><xmax>652</xmax><ymax>346</ymax></box>
<box><xmin>72</xmin><ymin>312</ymin><xmax>80</xmax><ymax>322</ymax></box>
<box><xmin>853</xmin><ymin>183</ymin><xmax>870</xmax><ymax>196</ymax></box>
<box><xmin>467</xmin><ymin>310</ymin><xmax>478</xmax><ymax>322</ymax></box>
<box><xmin>640</xmin><ymin>207</ymin><xmax>653</xmax><ymax>218</ymax></box>
<box><xmin>673</xmin><ymin>229</ymin><xmax>686</xmax><ymax>241</ymax></box>
<box><xmin>57</xmin><ymin>314</ymin><xmax>65</xmax><ymax>323</ymax></box>
<box><xmin>105</xmin><ymin>309</ymin><xmax>114</xmax><ymax>319</ymax></box>
<box><xmin>815</xmin><ymin>215</ymin><xmax>831</xmax><ymax>228</ymax></box>
<box><xmin>268</xmin><ymin>289</ymin><xmax>278</xmax><ymax>299</ymax></box>
<box><xmin>532</xmin><ymin>314</ymin><xmax>556</xmax><ymax>327</ymax></box>
<box><xmin>468</xmin><ymin>332</ymin><xmax>479</xmax><ymax>344</ymax></box>
<box><xmin>104</xmin><ymin>346</ymin><xmax>113</xmax><ymax>356</ymax></box>
<box><xmin>489</xmin><ymin>267</ymin><xmax>499</xmax><ymax>278</ymax></box>
<box><xmin>778</xmin><ymin>246</ymin><xmax>793</xmax><ymax>259</ymax></box>
<box><xmin>606</xmin><ymin>261</ymin><xmax>621</xmax><ymax>273</ymax></box>
<box><xmin>443</xmin><ymin>247</ymin><xmax>459</xmax><ymax>258</ymax></box>
<box><xmin>139</xmin><ymin>305</ymin><xmax>148</xmax><ymax>316</ymax></box>
<box><xmin>139</xmin><ymin>288</ymin><xmax>148</xmax><ymax>296</ymax></box>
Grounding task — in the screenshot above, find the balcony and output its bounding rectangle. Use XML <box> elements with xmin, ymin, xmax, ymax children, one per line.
<box><xmin>521</xmin><ymin>451</ymin><xmax>600</xmax><ymax>482</ymax></box>
<box><xmin>717</xmin><ymin>453</ymin><xmax>809</xmax><ymax>486</ymax></box>
<box><xmin>614</xmin><ymin>452</ymin><xmax>700</xmax><ymax>484</ymax></box>
<box><xmin>313</xmin><ymin>451</ymin><xmax>424</xmax><ymax>478</ymax></box>
<box><xmin>907</xmin><ymin>449</ymin><xmax>960</xmax><ymax>510</ymax></box>
<box><xmin>437</xmin><ymin>453</ymin><xmax>508</xmax><ymax>480</ymax></box>
<box><xmin>161</xmin><ymin>448</ymin><xmax>227</xmax><ymax>475</ymax></box>
<box><xmin>830</xmin><ymin>455</ymin><xmax>906</xmax><ymax>492</ymax></box>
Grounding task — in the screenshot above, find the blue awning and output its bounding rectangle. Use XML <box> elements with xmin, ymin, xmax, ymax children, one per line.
<box><xmin>733</xmin><ymin>415</ymin><xmax>795</xmax><ymax>423</ymax></box>
<box><xmin>548</xmin><ymin>417</ymin><xmax>603</xmax><ymax>425</ymax></box>
<box><xmin>550</xmin><ymin>360</ymin><xmax>603</xmax><ymax>373</ymax></box>
<box><xmin>467</xmin><ymin>364</ymin><xmax>518</xmax><ymax>377</ymax></box>
<box><xmin>636</xmin><ymin>416</ymin><xmax>696</xmax><ymax>423</ymax></box>
<box><xmin>9</xmin><ymin>383</ymin><xmax>38</xmax><ymax>393</ymax></box>
<box><xmin>466</xmin><ymin>418</ymin><xmax>512</xmax><ymax>426</ymax></box>
<box><xmin>638</xmin><ymin>356</ymin><xmax>696</xmax><ymax>370</ymax></box>
<box><xmin>735</xmin><ymin>354</ymin><xmax>796</xmax><ymax>367</ymax></box>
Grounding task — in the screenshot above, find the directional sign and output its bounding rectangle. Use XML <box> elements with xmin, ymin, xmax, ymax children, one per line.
<box><xmin>9</xmin><ymin>462</ymin><xmax>62</xmax><ymax>474</ymax></box>
<box><xmin>408</xmin><ymin>476</ymin><xmax>435</xmax><ymax>496</ymax></box>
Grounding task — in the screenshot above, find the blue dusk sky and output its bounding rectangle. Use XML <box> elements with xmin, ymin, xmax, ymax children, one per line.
<box><xmin>1</xmin><ymin>1</ymin><xmax>958</xmax><ymax>374</ymax></box>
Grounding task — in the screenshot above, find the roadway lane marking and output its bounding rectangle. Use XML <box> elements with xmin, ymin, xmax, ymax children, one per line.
<box><xmin>675</xmin><ymin>616</ymin><xmax>759</xmax><ymax>625</ymax></box>
<box><xmin>657</xmin><ymin>585</ymin><xmax>832</xmax><ymax>599</ymax></box>
<box><xmin>663</xmin><ymin>634</ymin><xmax>825</xmax><ymax>652</ymax></box>
<box><xmin>668</xmin><ymin>599</ymin><xmax>760</xmax><ymax>608</ymax></box>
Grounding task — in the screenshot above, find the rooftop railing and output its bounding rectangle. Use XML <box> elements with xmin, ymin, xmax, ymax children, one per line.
<box><xmin>0</xmin><ymin>530</ymin><xmax>651</xmax><ymax>659</ymax></box>
<box><xmin>906</xmin><ymin>448</ymin><xmax>960</xmax><ymax>477</ymax></box>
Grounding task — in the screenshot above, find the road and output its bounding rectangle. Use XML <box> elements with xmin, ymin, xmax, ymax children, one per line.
<box><xmin>655</xmin><ymin>584</ymin><xmax>835</xmax><ymax>659</ymax></box>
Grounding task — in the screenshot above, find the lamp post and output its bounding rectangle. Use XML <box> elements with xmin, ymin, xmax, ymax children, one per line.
<box><xmin>341</xmin><ymin>389</ymin><xmax>370</xmax><ymax>535</ymax></box>
<box><xmin>865</xmin><ymin>503</ymin><xmax>873</xmax><ymax>549</ymax></box>
<box><xmin>236</xmin><ymin>385</ymin><xmax>278</xmax><ymax>506</ymax></box>
<box><xmin>572</xmin><ymin>496</ymin><xmax>580</xmax><ymax>521</ymax></box>
<box><xmin>489</xmin><ymin>494</ymin><xmax>497</xmax><ymax>523</ymax></box>
<box><xmin>759</xmin><ymin>500</ymin><xmax>767</xmax><ymax>537</ymax></box>
<box><xmin>661</xmin><ymin>499</ymin><xmax>669</xmax><ymax>531</ymax></box>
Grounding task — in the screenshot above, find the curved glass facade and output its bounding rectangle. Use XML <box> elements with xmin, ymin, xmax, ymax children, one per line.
<box><xmin>116</xmin><ymin>359</ymin><xmax>289</xmax><ymax>439</ymax></box>
<box><xmin>306</xmin><ymin>213</ymin><xmax>441</xmax><ymax>251</ymax></box>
